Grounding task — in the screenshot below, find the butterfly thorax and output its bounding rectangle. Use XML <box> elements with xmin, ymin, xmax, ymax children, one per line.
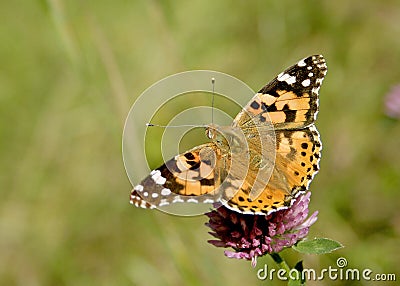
<box><xmin>205</xmin><ymin>123</ymin><xmax>276</xmax><ymax>171</ymax></box>
<box><xmin>206</xmin><ymin>124</ymin><xmax>248</xmax><ymax>155</ymax></box>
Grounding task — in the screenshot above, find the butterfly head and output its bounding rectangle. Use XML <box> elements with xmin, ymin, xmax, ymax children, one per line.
<box><xmin>206</xmin><ymin>124</ymin><xmax>248</xmax><ymax>155</ymax></box>
<box><xmin>205</xmin><ymin>124</ymin><xmax>218</xmax><ymax>140</ymax></box>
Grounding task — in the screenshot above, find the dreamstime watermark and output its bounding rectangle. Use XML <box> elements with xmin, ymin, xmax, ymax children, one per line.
<box><xmin>257</xmin><ymin>257</ymin><xmax>396</xmax><ymax>282</ymax></box>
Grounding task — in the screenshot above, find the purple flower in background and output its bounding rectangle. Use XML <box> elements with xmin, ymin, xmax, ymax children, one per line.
<box><xmin>384</xmin><ymin>84</ymin><xmax>400</xmax><ymax>119</ymax></box>
<box><xmin>205</xmin><ymin>192</ymin><xmax>318</xmax><ymax>267</ymax></box>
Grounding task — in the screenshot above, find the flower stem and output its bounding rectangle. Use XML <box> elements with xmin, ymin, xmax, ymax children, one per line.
<box><xmin>270</xmin><ymin>253</ymin><xmax>291</xmax><ymax>273</ymax></box>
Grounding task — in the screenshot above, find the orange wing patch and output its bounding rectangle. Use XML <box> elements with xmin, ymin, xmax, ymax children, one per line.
<box><xmin>225</xmin><ymin>177</ymin><xmax>289</xmax><ymax>215</ymax></box>
<box><xmin>274</xmin><ymin>126</ymin><xmax>322</xmax><ymax>193</ymax></box>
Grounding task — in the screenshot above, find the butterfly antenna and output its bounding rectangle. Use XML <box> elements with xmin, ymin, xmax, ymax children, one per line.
<box><xmin>211</xmin><ymin>77</ymin><xmax>215</xmax><ymax>124</ymax></box>
<box><xmin>146</xmin><ymin>123</ymin><xmax>207</xmax><ymax>128</ymax></box>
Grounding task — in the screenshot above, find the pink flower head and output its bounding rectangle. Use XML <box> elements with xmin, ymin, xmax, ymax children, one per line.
<box><xmin>205</xmin><ymin>192</ymin><xmax>318</xmax><ymax>267</ymax></box>
<box><xmin>384</xmin><ymin>84</ymin><xmax>400</xmax><ymax>119</ymax></box>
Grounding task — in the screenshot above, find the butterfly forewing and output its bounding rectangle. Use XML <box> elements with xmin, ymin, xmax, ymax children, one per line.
<box><xmin>233</xmin><ymin>55</ymin><xmax>327</xmax><ymax>130</ymax></box>
<box><xmin>130</xmin><ymin>143</ymin><xmax>227</xmax><ymax>209</ymax></box>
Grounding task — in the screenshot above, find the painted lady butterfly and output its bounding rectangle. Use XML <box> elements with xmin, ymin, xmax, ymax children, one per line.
<box><xmin>130</xmin><ymin>55</ymin><xmax>327</xmax><ymax>215</ymax></box>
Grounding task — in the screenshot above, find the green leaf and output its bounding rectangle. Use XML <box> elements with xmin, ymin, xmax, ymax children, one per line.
<box><xmin>293</xmin><ymin>238</ymin><xmax>344</xmax><ymax>254</ymax></box>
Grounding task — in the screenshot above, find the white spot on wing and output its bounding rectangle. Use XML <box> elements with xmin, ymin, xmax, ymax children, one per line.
<box><xmin>159</xmin><ymin>199</ymin><xmax>169</xmax><ymax>206</ymax></box>
<box><xmin>297</xmin><ymin>59</ymin><xmax>306</xmax><ymax>67</ymax></box>
<box><xmin>203</xmin><ymin>199</ymin><xmax>215</xmax><ymax>204</ymax></box>
<box><xmin>161</xmin><ymin>188</ymin><xmax>171</xmax><ymax>196</ymax></box>
<box><xmin>150</xmin><ymin>170</ymin><xmax>166</xmax><ymax>185</ymax></box>
<box><xmin>312</xmin><ymin>86</ymin><xmax>321</xmax><ymax>95</ymax></box>
<box><xmin>286</xmin><ymin>76</ymin><xmax>296</xmax><ymax>85</ymax></box>
<box><xmin>172</xmin><ymin>196</ymin><xmax>184</xmax><ymax>203</ymax></box>
<box><xmin>277</xmin><ymin>73</ymin><xmax>296</xmax><ymax>85</ymax></box>
<box><xmin>134</xmin><ymin>185</ymin><xmax>143</xmax><ymax>192</ymax></box>
<box><xmin>151</xmin><ymin>193</ymin><xmax>158</xmax><ymax>198</ymax></box>
<box><xmin>156</xmin><ymin>176</ymin><xmax>166</xmax><ymax>185</ymax></box>
<box><xmin>187</xmin><ymin>198</ymin><xmax>198</xmax><ymax>203</ymax></box>
<box><xmin>301</xmin><ymin>79</ymin><xmax>311</xmax><ymax>87</ymax></box>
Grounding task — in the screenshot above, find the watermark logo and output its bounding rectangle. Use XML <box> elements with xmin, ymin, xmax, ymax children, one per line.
<box><xmin>257</xmin><ymin>257</ymin><xmax>396</xmax><ymax>282</ymax></box>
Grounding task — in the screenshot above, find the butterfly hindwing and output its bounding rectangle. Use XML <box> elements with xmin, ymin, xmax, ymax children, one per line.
<box><xmin>223</xmin><ymin>125</ymin><xmax>322</xmax><ymax>215</ymax></box>
<box><xmin>274</xmin><ymin>125</ymin><xmax>322</xmax><ymax>191</ymax></box>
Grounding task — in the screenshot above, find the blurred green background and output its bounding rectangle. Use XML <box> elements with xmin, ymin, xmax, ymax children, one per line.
<box><xmin>1</xmin><ymin>0</ymin><xmax>400</xmax><ymax>285</ymax></box>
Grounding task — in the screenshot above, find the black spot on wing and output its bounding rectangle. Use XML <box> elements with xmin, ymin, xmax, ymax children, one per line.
<box><xmin>184</xmin><ymin>152</ymin><xmax>195</xmax><ymax>160</ymax></box>
<box><xmin>186</xmin><ymin>160</ymin><xmax>197</xmax><ymax>167</ymax></box>
<box><xmin>305</xmin><ymin>100</ymin><xmax>318</xmax><ymax>123</ymax></box>
<box><xmin>189</xmin><ymin>161</ymin><xmax>201</xmax><ymax>170</ymax></box>
<box><xmin>165</xmin><ymin>179</ymin><xmax>184</xmax><ymax>192</ymax></box>
<box><xmin>283</xmin><ymin>104</ymin><xmax>296</xmax><ymax>122</ymax></box>
<box><xmin>267</xmin><ymin>103</ymin><xmax>277</xmax><ymax>112</ymax></box>
<box><xmin>200</xmin><ymin>178</ymin><xmax>214</xmax><ymax>186</ymax></box>
<box><xmin>258</xmin><ymin>85</ymin><xmax>280</xmax><ymax>97</ymax></box>
<box><xmin>250</xmin><ymin>101</ymin><xmax>260</xmax><ymax>109</ymax></box>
